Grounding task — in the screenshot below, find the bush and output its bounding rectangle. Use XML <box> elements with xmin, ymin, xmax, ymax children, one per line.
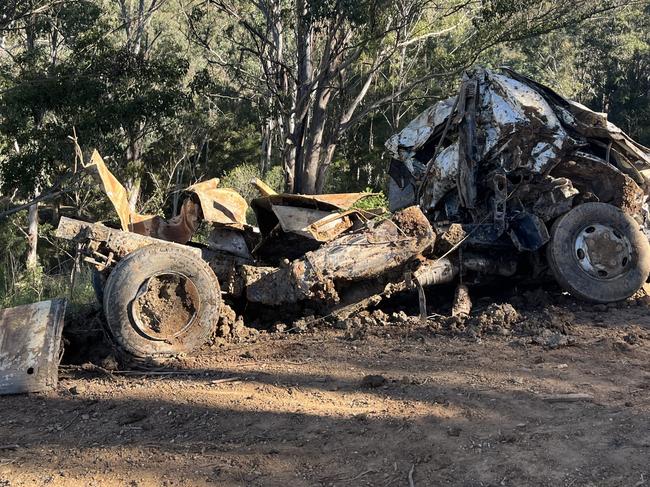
<box><xmin>353</xmin><ymin>188</ymin><xmax>389</xmax><ymax>211</ymax></box>
<box><xmin>1</xmin><ymin>265</ymin><xmax>95</xmax><ymax>310</ymax></box>
<box><xmin>221</xmin><ymin>163</ymin><xmax>284</xmax><ymax>204</ymax></box>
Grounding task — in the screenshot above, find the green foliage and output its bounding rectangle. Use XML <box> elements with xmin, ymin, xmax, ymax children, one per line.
<box><xmin>0</xmin><ymin>266</ymin><xmax>96</xmax><ymax>312</ymax></box>
<box><xmin>353</xmin><ymin>189</ymin><xmax>389</xmax><ymax>211</ymax></box>
<box><xmin>221</xmin><ymin>163</ymin><xmax>284</xmax><ymax>204</ymax></box>
<box><xmin>0</xmin><ymin>213</ymin><xmax>95</xmax><ymax>309</ymax></box>
<box><xmin>0</xmin><ymin>0</ymin><xmax>194</xmax><ymax>195</ymax></box>
<box><xmin>308</xmin><ymin>0</ymin><xmax>391</xmax><ymax>27</ymax></box>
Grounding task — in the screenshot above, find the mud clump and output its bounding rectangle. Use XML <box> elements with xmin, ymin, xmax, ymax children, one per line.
<box><xmin>519</xmin><ymin>305</ymin><xmax>574</xmax><ymax>336</ymax></box>
<box><xmin>429</xmin><ymin>301</ymin><xmax>577</xmax><ymax>348</ymax></box>
<box><xmin>337</xmin><ymin>309</ymin><xmax>421</xmax><ymax>340</ymax></box>
<box><xmin>392</xmin><ymin>205</ymin><xmax>434</xmax><ymax>237</ymax></box>
<box><xmin>343</xmin><ymin>314</ymin><xmax>371</xmax><ymax>340</ymax></box>
<box><xmin>451</xmin><ymin>284</ymin><xmax>472</xmax><ymax>317</ymax></box>
<box><xmin>467</xmin><ymin>303</ymin><xmax>520</xmax><ymax>336</ymax></box>
<box><xmin>531</xmin><ymin>329</ymin><xmax>575</xmax><ymax>349</ymax></box>
<box><xmin>134</xmin><ymin>274</ymin><xmax>197</xmax><ymax>339</ymax></box>
<box><xmin>434</xmin><ymin>223</ymin><xmax>466</xmax><ymax>254</ymax></box>
<box><xmin>216</xmin><ymin>304</ymin><xmax>237</xmax><ymax>337</ymax></box>
<box><xmin>212</xmin><ymin>304</ymin><xmax>260</xmax><ymax>344</ymax></box>
<box><xmin>282</xmin><ymin>297</ymin><xmax>577</xmax><ymax>349</ymax></box>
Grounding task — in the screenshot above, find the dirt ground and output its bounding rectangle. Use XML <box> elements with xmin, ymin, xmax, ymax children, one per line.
<box><xmin>1</xmin><ymin>286</ymin><xmax>650</xmax><ymax>487</ymax></box>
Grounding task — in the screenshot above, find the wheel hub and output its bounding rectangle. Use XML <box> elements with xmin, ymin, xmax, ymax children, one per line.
<box><xmin>131</xmin><ymin>272</ymin><xmax>200</xmax><ymax>342</ymax></box>
<box><xmin>574</xmin><ymin>224</ymin><xmax>632</xmax><ymax>280</ymax></box>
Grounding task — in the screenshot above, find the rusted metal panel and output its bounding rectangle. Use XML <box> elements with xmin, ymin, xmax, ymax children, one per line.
<box><xmin>252</xmin><ymin>192</ymin><xmax>372</xmax><ymax>214</ymax></box>
<box><xmin>86</xmin><ymin>150</ymin><xmax>157</xmax><ymax>231</ymax></box>
<box><xmin>55</xmin><ymin>216</ymin><xmax>201</xmax><ymax>266</ymax></box>
<box><xmin>251</xmin><ymin>192</ymin><xmax>374</xmax><ymax>239</ymax></box>
<box><xmin>90</xmin><ymin>150</ymin><xmax>248</xmax><ymax>241</ymax></box>
<box><xmin>272</xmin><ymin>206</ymin><xmax>334</xmax><ymax>237</ymax></box>
<box><xmin>306</xmin><ymin>210</ymin><xmax>356</xmax><ymax>242</ymax></box>
<box><xmin>0</xmin><ymin>299</ymin><xmax>66</xmax><ymax>395</ymax></box>
<box><xmin>271</xmin><ymin>206</ymin><xmax>356</xmax><ymax>241</ymax></box>
<box><xmin>186</xmin><ymin>179</ymin><xmax>248</xmax><ymax>227</ymax></box>
<box><xmin>251</xmin><ymin>177</ymin><xmax>278</xmax><ymax>196</ymax></box>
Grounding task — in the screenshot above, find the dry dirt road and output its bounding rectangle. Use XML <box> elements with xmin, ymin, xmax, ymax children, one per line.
<box><xmin>1</xmin><ymin>290</ymin><xmax>649</xmax><ymax>487</ymax></box>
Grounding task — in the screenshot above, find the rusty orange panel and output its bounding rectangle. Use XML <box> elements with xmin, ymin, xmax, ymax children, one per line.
<box><xmin>186</xmin><ymin>179</ymin><xmax>248</xmax><ymax>227</ymax></box>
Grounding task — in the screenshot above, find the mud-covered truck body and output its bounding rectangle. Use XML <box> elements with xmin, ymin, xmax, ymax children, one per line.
<box><xmin>57</xmin><ymin>67</ymin><xmax>650</xmax><ymax>362</ymax></box>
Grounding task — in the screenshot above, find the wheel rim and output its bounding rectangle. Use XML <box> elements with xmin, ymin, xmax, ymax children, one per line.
<box><xmin>573</xmin><ymin>223</ymin><xmax>632</xmax><ymax>280</ymax></box>
<box><xmin>130</xmin><ymin>272</ymin><xmax>201</xmax><ymax>342</ymax></box>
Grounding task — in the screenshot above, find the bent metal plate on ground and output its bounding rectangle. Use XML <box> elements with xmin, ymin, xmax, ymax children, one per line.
<box><xmin>0</xmin><ymin>298</ymin><xmax>66</xmax><ymax>395</ymax></box>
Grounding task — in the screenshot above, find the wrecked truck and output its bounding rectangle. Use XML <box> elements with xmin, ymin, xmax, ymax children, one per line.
<box><xmin>56</xmin><ymin>66</ymin><xmax>650</xmax><ymax>362</ymax></box>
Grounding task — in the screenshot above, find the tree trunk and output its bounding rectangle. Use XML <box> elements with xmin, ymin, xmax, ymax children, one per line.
<box><xmin>283</xmin><ymin>109</ymin><xmax>296</xmax><ymax>192</ymax></box>
<box><xmin>260</xmin><ymin>116</ymin><xmax>273</xmax><ymax>175</ymax></box>
<box><xmin>126</xmin><ymin>133</ymin><xmax>144</xmax><ymax>211</ymax></box>
<box><xmin>302</xmin><ymin>86</ymin><xmax>332</xmax><ymax>193</ymax></box>
<box><xmin>315</xmin><ymin>142</ymin><xmax>337</xmax><ymax>193</ymax></box>
<box><xmin>26</xmin><ymin>199</ymin><xmax>38</xmax><ymax>269</ymax></box>
<box><xmin>291</xmin><ymin>0</ymin><xmax>313</xmax><ymax>193</ymax></box>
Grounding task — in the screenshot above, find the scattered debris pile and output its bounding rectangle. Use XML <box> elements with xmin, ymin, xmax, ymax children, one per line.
<box><xmin>291</xmin><ymin>290</ymin><xmax>581</xmax><ymax>351</ymax></box>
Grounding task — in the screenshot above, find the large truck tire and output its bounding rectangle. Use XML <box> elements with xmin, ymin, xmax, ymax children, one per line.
<box><xmin>547</xmin><ymin>202</ymin><xmax>650</xmax><ymax>303</ymax></box>
<box><xmin>102</xmin><ymin>244</ymin><xmax>221</xmax><ymax>361</ymax></box>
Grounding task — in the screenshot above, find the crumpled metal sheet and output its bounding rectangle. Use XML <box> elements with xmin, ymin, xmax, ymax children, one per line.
<box><xmin>251</xmin><ymin>192</ymin><xmax>372</xmax><ymax>238</ymax></box>
<box><xmin>385</xmin><ymin>66</ymin><xmax>650</xmax><ymax>217</ymax></box>
<box><xmin>0</xmin><ymin>299</ymin><xmax>66</xmax><ymax>395</ymax></box>
<box><xmin>254</xmin><ymin>192</ymin><xmax>372</xmax><ymax>212</ymax></box>
<box><xmin>420</xmin><ymin>141</ymin><xmax>459</xmax><ymax>209</ymax></box>
<box><xmin>89</xmin><ymin>151</ymin><xmax>248</xmax><ymax>242</ymax></box>
<box><xmin>481</xmin><ymin>72</ymin><xmax>576</xmax><ymax>174</ymax></box>
<box><xmin>88</xmin><ymin>150</ymin><xmax>200</xmax><ymax>242</ymax></box>
<box><xmin>87</xmin><ymin>150</ymin><xmax>155</xmax><ymax>231</ymax></box>
<box><xmin>272</xmin><ymin>205</ymin><xmax>361</xmax><ymax>242</ymax></box>
<box><xmin>502</xmin><ymin>67</ymin><xmax>650</xmax><ymax>168</ymax></box>
<box><xmin>206</xmin><ymin>227</ymin><xmax>252</xmax><ymax>259</ymax></box>
<box><xmin>186</xmin><ymin>179</ymin><xmax>248</xmax><ymax>227</ymax></box>
<box><xmin>385</xmin><ymin>96</ymin><xmax>456</xmax><ymax>161</ymax></box>
<box><xmin>271</xmin><ymin>206</ymin><xmax>333</xmax><ymax>236</ymax></box>
<box><xmin>306</xmin><ymin>210</ymin><xmax>357</xmax><ymax>242</ymax></box>
<box><xmin>271</xmin><ymin>206</ymin><xmax>357</xmax><ymax>242</ymax></box>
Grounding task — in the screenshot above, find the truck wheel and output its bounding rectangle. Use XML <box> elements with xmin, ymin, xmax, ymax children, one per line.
<box><xmin>102</xmin><ymin>244</ymin><xmax>221</xmax><ymax>361</ymax></box>
<box><xmin>547</xmin><ymin>202</ymin><xmax>650</xmax><ymax>303</ymax></box>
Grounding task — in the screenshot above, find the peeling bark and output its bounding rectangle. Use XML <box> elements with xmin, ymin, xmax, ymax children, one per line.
<box><xmin>26</xmin><ymin>199</ymin><xmax>38</xmax><ymax>269</ymax></box>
